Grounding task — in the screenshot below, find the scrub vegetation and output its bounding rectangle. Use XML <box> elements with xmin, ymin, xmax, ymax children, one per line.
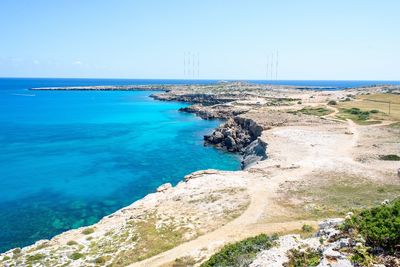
<box><xmin>200</xmin><ymin>234</ymin><xmax>277</xmax><ymax>267</ymax></box>
<box><xmin>287</xmin><ymin>107</ymin><xmax>333</xmax><ymax>116</ymax></box>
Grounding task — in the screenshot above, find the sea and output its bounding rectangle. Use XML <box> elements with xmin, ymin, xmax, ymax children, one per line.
<box><xmin>0</xmin><ymin>78</ymin><xmax>399</xmax><ymax>252</ymax></box>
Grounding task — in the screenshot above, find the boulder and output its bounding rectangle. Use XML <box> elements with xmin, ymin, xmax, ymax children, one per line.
<box><xmin>224</xmin><ymin>136</ymin><xmax>236</xmax><ymax>149</ymax></box>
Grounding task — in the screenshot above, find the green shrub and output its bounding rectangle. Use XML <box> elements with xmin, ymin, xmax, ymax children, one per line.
<box><xmin>81</xmin><ymin>228</ymin><xmax>95</xmax><ymax>235</ymax></box>
<box><xmin>350</xmin><ymin>245</ymin><xmax>374</xmax><ymax>266</ymax></box>
<box><xmin>26</xmin><ymin>253</ymin><xmax>45</xmax><ymax>262</ymax></box>
<box><xmin>288</xmin><ymin>107</ymin><xmax>332</xmax><ymax>116</ymax></box>
<box><xmin>328</xmin><ymin>100</ymin><xmax>337</xmax><ymax>105</ymax></box>
<box><xmin>301</xmin><ymin>224</ymin><xmax>314</xmax><ymax>233</ymax></box>
<box><xmin>201</xmin><ymin>234</ymin><xmax>277</xmax><ymax>267</ymax></box>
<box><xmin>379</xmin><ymin>154</ymin><xmax>400</xmax><ymax>161</ymax></box>
<box><xmin>343</xmin><ymin>198</ymin><xmax>400</xmax><ymax>254</ymax></box>
<box><xmin>370</xmin><ymin>109</ymin><xmax>379</xmax><ymax>113</ymax></box>
<box><xmin>67</xmin><ymin>240</ymin><xmax>78</xmax><ymax>246</ymax></box>
<box><xmin>69</xmin><ymin>252</ymin><xmax>84</xmax><ymax>260</ymax></box>
<box><xmin>284</xmin><ymin>247</ymin><xmax>322</xmax><ymax>267</ymax></box>
<box><xmin>343</xmin><ymin>108</ymin><xmax>370</xmax><ymax>121</ymax></box>
<box><xmin>95</xmin><ymin>256</ymin><xmax>107</xmax><ymax>264</ymax></box>
<box><xmin>12</xmin><ymin>248</ymin><xmax>21</xmax><ymax>255</ymax></box>
<box><xmin>173</xmin><ymin>256</ymin><xmax>196</xmax><ymax>266</ymax></box>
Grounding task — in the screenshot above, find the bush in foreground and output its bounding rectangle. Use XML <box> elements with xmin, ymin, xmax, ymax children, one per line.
<box><xmin>379</xmin><ymin>154</ymin><xmax>400</xmax><ymax>161</ymax></box>
<box><xmin>342</xmin><ymin>198</ymin><xmax>400</xmax><ymax>255</ymax></box>
<box><xmin>283</xmin><ymin>247</ymin><xmax>321</xmax><ymax>267</ymax></box>
<box><xmin>201</xmin><ymin>234</ymin><xmax>277</xmax><ymax>267</ymax></box>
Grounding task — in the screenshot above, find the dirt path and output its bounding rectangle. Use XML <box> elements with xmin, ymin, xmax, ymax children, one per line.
<box><xmin>346</xmin><ymin>119</ymin><xmax>359</xmax><ymax>147</ymax></box>
<box><xmin>131</xmin><ymin>112</ymin><xmax>396</xmax><ymax>267</ymax></box>
<box><xmin>130</xmin><ymin>171</ymin><xmax>316</xmax><ymax>267</ymax></box>
<box><xmin>131</xmin><ymin>122</ymin><xmax>357</xmax><ymax>267</ymax></box>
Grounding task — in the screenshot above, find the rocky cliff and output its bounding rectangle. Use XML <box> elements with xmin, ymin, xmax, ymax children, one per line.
<box><xmin>204</xmin><ymin>116</ymin><xmax>267</xmax><ymax>169</ymax></box>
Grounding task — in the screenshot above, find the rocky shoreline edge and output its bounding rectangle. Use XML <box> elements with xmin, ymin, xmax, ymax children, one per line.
<box><xmin>150</xmin><ymin>92</ymin><xmax>268</xmax><ymax>169</ymax></box>
<box><xmin>32</xmin><ymin>84</ymin><xmax>270</xmax><ymax>169</ymax></box>
<box><xmin>11</xmin><ymin>82</ymin><xmax>398</xmax><ymax>267</ymax></box>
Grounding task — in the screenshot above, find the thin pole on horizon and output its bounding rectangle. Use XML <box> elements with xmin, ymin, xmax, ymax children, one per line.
<box><xmin>188</xmin><ymin>52</ymin><xmax>191</xmax><ymax>78</ymax></box>
<box><xmin>192</xmin><ymin>53</ymin><xmax>195</xmax><ymax>79</ymax></box>
<box><xmin>266</xmin><ymin>55</ymin><xmax>269</xmax><ymax>84</ymax></box>
<box><xmin>276</xmin><ymin>50</ymin><xmax>279</xmax><ymax>81</ymax></box>
<box><xmin>270</xmin><ymin>52</ymin><xmax>274</xmax><ymax>84</ymax></box>
<box><xmin>197</xmin><ymin>52</ymin><xmax>200</xmax><ymax>79</ymax></box>
<box><xmin>184</xmin><ymin>52</ymin><xmax>186</xmax><ymax>78</ymax></box>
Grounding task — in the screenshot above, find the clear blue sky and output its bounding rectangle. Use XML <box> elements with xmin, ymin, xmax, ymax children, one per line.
<box><xmin>0</xmin><ymin>0</ymin><xmax>399</xmax><ymax>80</ymax></box>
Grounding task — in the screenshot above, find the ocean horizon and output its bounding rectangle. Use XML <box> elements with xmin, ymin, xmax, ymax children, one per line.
<box><xmin>1</xmin><ymin>77</ymin><xmax>400</xmax><ymax>89</ymax></box>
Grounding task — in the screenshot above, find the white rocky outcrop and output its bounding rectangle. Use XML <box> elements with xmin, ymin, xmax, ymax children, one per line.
<box><xmin>156</xmin><ymin>183</ymin><xmax>172</xmax><ymax>192</ymax></box>
<box><xmin>251</xmin><ymin>218</ymin><xmax>355</xmax><ymax>267</ymax></box>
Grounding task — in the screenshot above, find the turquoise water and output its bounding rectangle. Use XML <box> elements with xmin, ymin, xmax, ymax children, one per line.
<box><xmin>0</xmin><ymin>78</ymin><xmax>241</xmax><ymax>252</ymax></box>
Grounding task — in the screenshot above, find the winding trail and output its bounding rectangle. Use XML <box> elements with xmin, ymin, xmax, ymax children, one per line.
<box><xmin>132</xmin><ymin>108</ymin><xmax>396</xmax><ymax>267</ymax></box>
<box><xmin>131</xmin><ymin>119</ymin><xmax>359</xmax><ymax>266</ymax></box>
<box><xmin>131</xmin><ymin>171</ymin><xmax>316</xmax><ymax>267</ymax></box>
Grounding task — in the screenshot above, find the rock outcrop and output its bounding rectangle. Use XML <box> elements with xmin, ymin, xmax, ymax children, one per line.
<box><xmin>151</xmin><ymin>93</ymin><xmax>238</xmax><ymax>105</ymax></box>
<box><xmin>179</xmin><ymin>104</ymin><xmax>248</xmax><ymax>120</ymax></box>
<box><xmin>250</xmin><ymin>218</ymin><xmax>352</xmax><ymax>267</ymax></box>
<box><xmin>241</xmin><ymin>138</ymin><xmax>268</xmax><ymax>169</ymax></box>
<box><xmin>204</xmin><ymin>117</ymin><xmax>264</xmax><ymax>152</ymax></box>
<box><xmin>204</xmin><ymin>118</ymin><xmax>251</xmax><ymax>152</ymax></box>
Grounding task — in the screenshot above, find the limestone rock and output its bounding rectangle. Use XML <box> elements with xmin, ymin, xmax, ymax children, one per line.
<box><xmin>184</xmin><ymin>169</ymin><xmax>220</xmax><ymax>182</ymax></box>
<box><xmin>156</xmin><ymin>183</ymin><xmax>172</xmax><ymax>192</ymax></box>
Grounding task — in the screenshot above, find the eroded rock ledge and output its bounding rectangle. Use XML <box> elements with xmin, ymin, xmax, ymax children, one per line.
<box><xmin>178</xmin><ymin>104</ymin><xmax>249</xmax><ymax>120</ymax></box>
<box><xmin>204</xmin><ymin>117</ymin><xmax>267</xmax><ymax>169</ymax></box>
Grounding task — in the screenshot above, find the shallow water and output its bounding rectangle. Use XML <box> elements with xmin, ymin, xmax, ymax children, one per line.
<box><xmin>0</xmin><ymin>78</ymin><xmax>240</xmax><ymax>252</ymax></box>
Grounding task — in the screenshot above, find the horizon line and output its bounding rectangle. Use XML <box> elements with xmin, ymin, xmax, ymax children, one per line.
<box><xmin>0</xmin><ymin>76</ymin><xmax>400</xmax><ymax>82</ymax></box>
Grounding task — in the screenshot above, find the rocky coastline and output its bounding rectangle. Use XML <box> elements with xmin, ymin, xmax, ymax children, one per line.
<box><xmin>8</xmin><ymin>82</ymin><xmax>398</xmax><ymax>266</ymax></box>
<box><xmin>151</xmin><ymin>91</ymin><xmax>269</xmax><ymax>169</ymax></box>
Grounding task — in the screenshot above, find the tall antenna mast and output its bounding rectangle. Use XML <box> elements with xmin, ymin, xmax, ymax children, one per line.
<box><xmin>192</xmin><ymin>53</ymin><xmax>195</xmax><ymax>79</ymax></box>
<box><xmin>266</xmin><ymin>55</ymin><xmax>269</xmax><ymax>83</ymax></box>
<box><xmin>187</xmin><ymin>52</ymin><xmax>191</xmax><ymax>78</ymax></box>
<box><xmin>270</xmin><ymin>52</ymin><xmax>274</xmax><ymax>82</ymax></box>
<box><xmin>184</xmin><ymin>52</ymin><xmax>186</xmax><ymax>78</ymax></box>
<box><xmin>197</xmin><ymin>52</ymin><xmax>200</xmax><ymax>78</ymax></box>
<box><xmin>275</xmin><ymin>50</ymin><xmax>279</xmax><ymax>81</ymax></box>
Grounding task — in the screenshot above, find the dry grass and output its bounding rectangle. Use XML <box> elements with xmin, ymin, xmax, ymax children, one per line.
<box><xmin>109</xmin><ymin>216</ymin><xmax>188</xmax><ymax>267</ymax></box>
<box><xmin>338</xmin><ymin>93</ymin><xmax>400</xmax><ymax>121</ymax></box>
<box><xmin>271</xmin><ymin>172</ymin><xmax>400</xmax><ymax>222</ymax></box>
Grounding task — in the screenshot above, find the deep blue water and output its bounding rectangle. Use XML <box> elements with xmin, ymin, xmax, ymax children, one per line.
<box><xmin>0</xmin><ymin>78</ymin><xmax>242</xmax><ymax>252</ymax></box>
<box><xmin>1</xmin><ymin>78</ymin><xmax>399</xmax><ymax>252</ymax></box>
